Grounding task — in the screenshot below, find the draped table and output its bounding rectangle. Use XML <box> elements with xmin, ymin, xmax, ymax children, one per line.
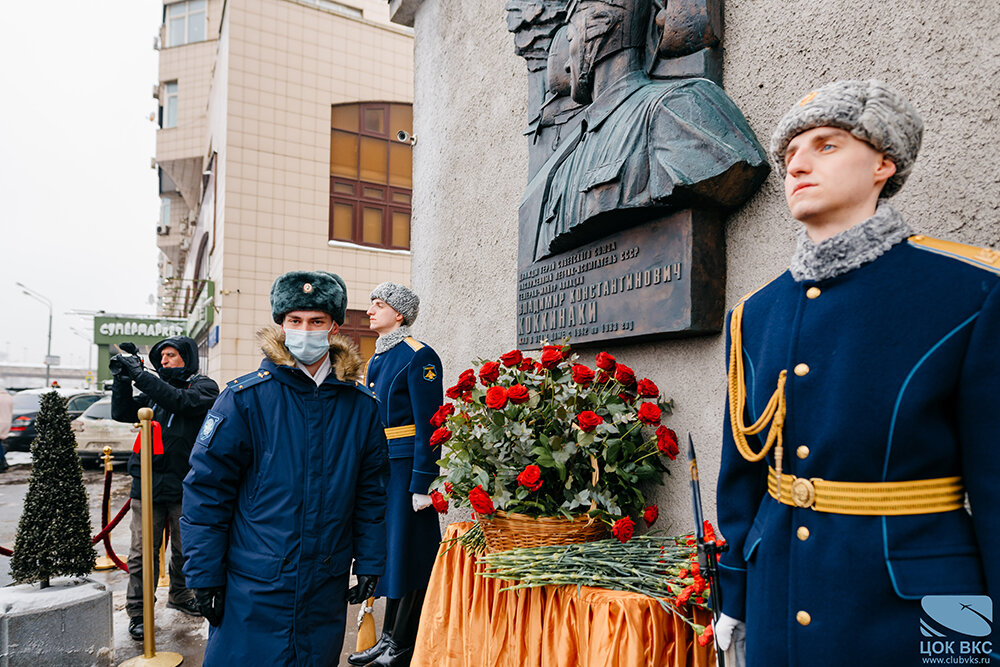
<box><xmin>412</xmin><ymin>522</ymin><xmax>716</xmax><ymax>667</ymax></box>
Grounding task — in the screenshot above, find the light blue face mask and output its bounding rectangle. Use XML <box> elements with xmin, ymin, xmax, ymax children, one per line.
<box><xmin>283</xmin><ymin>327</ymin><xmax>331</xmax><ymax>365</ymax></box>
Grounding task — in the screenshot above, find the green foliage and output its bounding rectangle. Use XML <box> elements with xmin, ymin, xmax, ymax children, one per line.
<box><xmin>11</xmin><ymin>391</ymin><xmax>96</xmax><ymax>586</ymax></box>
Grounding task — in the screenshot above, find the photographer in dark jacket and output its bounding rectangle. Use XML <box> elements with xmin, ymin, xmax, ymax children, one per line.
<box><xmin>111</xmin><ymin>336</ymin><xmax>219</xmax><ymax>641</ymax></box>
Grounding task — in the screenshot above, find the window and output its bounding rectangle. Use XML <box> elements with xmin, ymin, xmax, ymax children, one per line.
<box><xmin>165</xmin><ymin>0</ymin><xmax>207</xmax><ymax>48</ymax></box>
<box><xmin>330</xmin><ymin>103</ymin><xmax>413</xmax><ymax>250</ymax></box>
<box><xmin>338</xmin><ymin>309</ymin><xmax>378</xmax><ymax>361</ymax></box>
<box><xmin>161</xmin><ymin>82</ymin><xmax>178</xmax><ymax>129</ymax></box>
<box><xmin>160</xmin><ymin>197</ymin><xmax>171</xmax><ymax>226</ymax></box>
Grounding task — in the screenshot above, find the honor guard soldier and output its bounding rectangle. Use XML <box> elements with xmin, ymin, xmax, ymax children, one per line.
<box><xmin>715</xmin><ymin>81</ymin><xmax>999</xmax><ymax>665</ymax></box>
<box><xmin>348</xmin><ymin>282</ymin><xmax>443</xmax><ymax>667</ymax></box>
<box><xmin>181</xmin><ymin>270</ymin><xmax>389</xmax><ymax>667</ymax></box>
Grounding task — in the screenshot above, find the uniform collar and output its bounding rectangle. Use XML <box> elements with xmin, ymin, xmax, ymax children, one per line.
<box><xmin>790</xmin><ymin>201</ymin><xmax>912</xmax><ymax>283</ymax></box>
<box><xmin>375</xmin><ymin>325</ymin><xmax>412</xmax><ymax>354</ymax></box>
<box><xmin>295</xmin><ymin>353</ymin><xmax>331</xmax><ymax>386</ymax></box>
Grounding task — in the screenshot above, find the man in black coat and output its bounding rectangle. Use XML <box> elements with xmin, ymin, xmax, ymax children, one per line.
<box><xmin>111</xmin><ymin>335</ymin><xmax>219</xmax><ymax>641</ymax></box>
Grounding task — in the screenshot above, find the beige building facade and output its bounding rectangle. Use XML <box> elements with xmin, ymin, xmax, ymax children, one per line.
<box><xmin>154</xmin><ymin>0</ymin><xmax>414</xmax><ymax>385</ymax></box>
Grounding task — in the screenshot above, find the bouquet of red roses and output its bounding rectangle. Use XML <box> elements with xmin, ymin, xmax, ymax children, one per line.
<box><xmin>429</xmin><ymin>343</ymin><xmax>679</xmax><ymax>535</ymax></box>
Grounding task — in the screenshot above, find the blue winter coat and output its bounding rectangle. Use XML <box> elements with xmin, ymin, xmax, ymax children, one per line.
<box><xmin>181</xmin><ymin>332</ymin><xmax>389</xmax><ymax>667</ymax></box>
<box><xmin>717</xmin><ymin>236</ymin><xmax>1000</xmax><ymax>665</ymax></box>
<box><xmin>364</xmin><ymin>334</ymin><xmax>443</xmax><ymax>598</ymax></box>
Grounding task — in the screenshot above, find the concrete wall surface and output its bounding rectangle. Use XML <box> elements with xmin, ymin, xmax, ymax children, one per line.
<box><xmin>405</xmin><ymin>0</ymin><xmax>1000</xmax><ymax>530</ymax></box>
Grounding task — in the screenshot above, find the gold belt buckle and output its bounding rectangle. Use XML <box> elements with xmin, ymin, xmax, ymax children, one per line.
<box><xmin>791</xmin><ymin>477</ymin><xmax>816</xmax><ymax>509</ymax></box>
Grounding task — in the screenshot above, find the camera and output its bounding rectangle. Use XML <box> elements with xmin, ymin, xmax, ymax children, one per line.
<box><xmin>109</xmin><ymin>342</ymin><xmax>143</xmax><ymax>377</ymax></box>
<box><xmin>396</xmin><ymin>130</ymin><xmax>416</xmax><ymax>146</ymax></box>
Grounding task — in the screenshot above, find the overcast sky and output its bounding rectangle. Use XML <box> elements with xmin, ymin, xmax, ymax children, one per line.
<box><xmin>0</xmin><ymin>1</ymin><xmax>163</xmax><ymax>371</ymax></box>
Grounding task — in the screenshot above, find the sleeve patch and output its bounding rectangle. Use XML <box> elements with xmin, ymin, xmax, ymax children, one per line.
<box><xmin>422</xmin><ymin>364</ymin><xmax>438</xmax><ymax>382</ymax></box>
<box><xmin>196</xmin><ymin>411</ymin><xmax>225</xmax><ymax>447</ymax></box>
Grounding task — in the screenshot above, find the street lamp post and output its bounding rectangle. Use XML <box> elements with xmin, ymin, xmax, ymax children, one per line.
<box><xmin>16</xmin><ymin>282</ymin><xmax>54</xmax><ymax>386</ymax></box>
<box><xmin>70</xmin><ymin>328</ymin><xmax>95</xmax><ymax>386</ymax></box>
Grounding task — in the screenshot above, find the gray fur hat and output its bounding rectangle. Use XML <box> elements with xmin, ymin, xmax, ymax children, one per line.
<box><xmin>770</xmin><ymin>80</ymin><xmax>923</xmax><ymax>197</ymax></box>
<box><xmin>370</xmin><ymin>282</ymin><xmax>420</xmax><ymax>325</ymax></box>
<box><xmin>270</xmin><ymin>270</ymin><xmax>348</xmax><ymax>324</ymax></box>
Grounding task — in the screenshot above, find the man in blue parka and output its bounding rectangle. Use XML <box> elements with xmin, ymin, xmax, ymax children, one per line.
<box><xmin>181</xmin><ymin>270</ymin><xmax>389</xmax><ymax>667</ymax></box>
<box><xmin>347</xmin><ymin>282</ymin><xmax>443</xmax><ymax>667</ymax></box>
<box><xmin>715</xmin><ymin>80</ymin><xmax>999</xmax><ymax>665</ymax></box>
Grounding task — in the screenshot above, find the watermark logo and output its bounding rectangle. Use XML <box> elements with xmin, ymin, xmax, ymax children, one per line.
<box><xmin>920</xmin><ymin>595</ymin><xmax>993</xmax><ymax>664</ymax></box>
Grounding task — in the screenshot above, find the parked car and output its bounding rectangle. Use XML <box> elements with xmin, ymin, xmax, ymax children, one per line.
<box><xmin>71</xmin><ymin>397</ymin><xmax>136</xmax><ymax>467</ymax></box>
<box><xmin>7</xmin><ymin>388</ymin><xmax>105</xmax><ymax>451</ymax></box>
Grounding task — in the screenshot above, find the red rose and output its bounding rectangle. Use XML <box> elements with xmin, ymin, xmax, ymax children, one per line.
<box><xmin>516</xmin><ymin>464</ymin><xmax>543</xmax><ymax>491</ymax></box>
<box><xmin>430</xmin><ymin>490</ymin><xmax>448</xmax><ymax>513</ymax></box>
<box><xmin>611</xmin><ymin>516</ymin><xmax>635</xmax><ymax>543</ymax></box>
<box><xmin>429</xmin><ymin>427</ymin><xmax>452</xmax><ymax>447</ymax></box>
<box><xmin>444</xmin><ymin>482</ymin><xmax>454</xmax><ymax>495</ymax></box>
<box><xmin>469</xmin><ymin>485</ymin><xmax>495</xmax><ymax>515</ymax></box>
<box><xmin>636</xmin><ymin>378</ymin><xmax>659</xmax><ymax>398</ymax></box>
<box><xmin>618</xmin><ymin>392</ymin><xmax>635</xmax><ymax>404</ymax></box>
<box><xmin>656</xmin><ymin>426</ymin><xmax>679</xmax><ymax>459</ymax></box>
<box><xmin>484</xmin><ymin>386</ymin><xmax>508</xmax><ymax>409</ymax></box>
<box><xmin>461</xmin><ymin>393</ymin><xmax>473</xmax><ymax>404</ymax></box>
<box><xmin>499</xmin><ymin>350</ymin><xmax>523</xmax><ymax>367</ymax></box>
<box><xmin>595</xmin><ymin>351</ymin><xmax>616</xmax><ymax>371</ymax></box>
<box><xmin>643</xmin><ymin>505</ymin><xmax>659</xmax><ymax>527</ymax></box>
<box><xmin>637</xmin><ymin>402</ymin><xmax>662</xmax><ymax>425</ymax></box>
<box><xmin>614</xmin><ymin>364</ymin><xmax>636</xmax><ymax>387</ymax></box>
<box><xmin>697</xmin><ymin>624</ymin><xmax>714</xmax><ymax>647</ymax></box>
<box><xmin>445</xmin><ymin>385</ymin><xmax>462</xmax><ymax>399</ymax></box>
<box><xmin>429</xmin><ymin>403</ymin><xmax>455</xmax><ymax>428</ymax></box>
<box><xmin>571</xmin><ymin>364</ymin><xmax>596</xmax><ymax>386</ymax></box>
<box><xmin>479</xmin><ymin>361</ymin><xmax>501</xmax><ymax>385</ymax></box>
<box><xmin>540</xmin><ymin>348</ymin><xmax>562</xmax><ymax>368</ymax></box>
<box><xmin>596</xmin><ymin>370</ymin><xmax>610</xmax><ymax>384</ymax></box>
<box><xmin>533</xmin><ymin>362</ymin><xmax>544</xmax><ymax>373</ymax></box>
<box><xmin>447</xmin><ymin>368</ymin><xmax>477</xmax><ymax>397</ymax></box>
<box><xmin>507</xmin><ymin>384</ymin><xmax>530</xmax><ymax>404</ymax></box>
<box><xmin>576</xmin><ymin>410</ymin><xmax>603</xmax><ymax>433</ymax></box>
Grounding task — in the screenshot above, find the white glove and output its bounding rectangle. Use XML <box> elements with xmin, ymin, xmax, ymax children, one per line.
<box><xmin>714</xmin><ymin>613</ymin><xmax>743</xmax><ymax>651</ymax></box>
<box><xmin>412</xmin><ymin>493</ymin><xmax>433</xmax><ymax>511</ymax></box>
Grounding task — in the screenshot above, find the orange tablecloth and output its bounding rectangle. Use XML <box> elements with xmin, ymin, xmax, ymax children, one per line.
<box><xmin>412</xmin><ymin>522</ymin><xmax>715</xmax><ymax>667</ymax></box>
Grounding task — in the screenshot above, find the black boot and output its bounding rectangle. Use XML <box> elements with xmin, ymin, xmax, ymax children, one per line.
<box><xmin>348</xmin><ymin>597</ymin><xmax>399</xmax><ymax>666</ymax></box>
<box><xmin>366</xmin><ymin>589</ymin><xmax>426</xmax><ymax>667</ymax></box>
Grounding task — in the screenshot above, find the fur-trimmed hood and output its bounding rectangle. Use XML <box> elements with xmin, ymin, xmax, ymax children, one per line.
<box><xmin>257</xmin><ymin>326</ymin><xmax>364</xmax><ymax>382</ymax></box>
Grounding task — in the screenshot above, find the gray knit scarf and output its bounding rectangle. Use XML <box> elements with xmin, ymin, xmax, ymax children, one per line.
<box><xmin>790</xmin><ymin>201</ymin><xmax>912</xmax><ymax>282</ymax></box>
<box><xmin>375</xmin><ymin>325</ymin><xmax>413</xmax><ymax>354</ymax></box>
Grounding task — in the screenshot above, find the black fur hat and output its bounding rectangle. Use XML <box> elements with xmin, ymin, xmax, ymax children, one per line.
<box><xmin>270</xmin><ymin>271</ymin><xmax>347</xmax><ymax>324</ymax></box>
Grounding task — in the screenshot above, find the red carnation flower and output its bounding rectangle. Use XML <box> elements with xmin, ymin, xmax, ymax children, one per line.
<box><xmin>614</xmin><ymin>363</ymin><xmax>636</xmax><ymax>387</ymax></box>
<box><xmin>469</xmin><ymin>485</ymin><xmax>495</xmax><ymax>515</ymax></box>
<box><xmin>637</xmin><ymin>402</ymin><xmax>662</xmax><ymax>425</ymax></box>
<box><xmin>595</xmin><ymin>351</ymin><xmax>616</xmax><ymax>371</ymax></box>
<box><xmin>571</xmin><ymin>364</ymin><xmax>596</xmax><ymax>386</ymax></box>
<box><xmin>636</xmin><ymin>378</ymin><xmax>659</xmax><ymax>398</ymax></box>
<box><xmin>540</xmin><ymin>348</ymin><xmax>562</xmax><ymax>368</ymax></box>
<box><xmin>643</xmin><ymin>505</ymin><xmax>659</xmax><ymax>527</ymax></box>
<box><xmin>675</xmin><ymin>584</ymin><xmax>696</xmax><ymax>606</ymax></box>
<box><xmin>484</xmin><ymin>386</ymin><xmax>508</xmax><ymax>409</ymax></box>
<box><xmin>693</xmin><ymin>574</ymin><xmax>707</xmax><ymax>594</ymax></box>
<box><xmin>678</xmin><ymin>568</ymin><xmax>688</xmax><ymax>579</ymax></box>
<box><xmin>499</xmin><ymin>350</ymin><xmax>523</xmax><ymax>367</ymax></box>
<box><xmin>429</xmin><ymin>427</ymin><xmax>452</xmax><ymax>448</ymax></box>
<box><xmin>430</xmin><ymin>490</ymin><xmax>448</xmax><ymax>513</ymax></box>
<box><xmin>697</xmin><ymin>624</ymin><xmax>714</xmax><ymax>647</ymax></box>
<box><xmin>444</xmin><ymin>482</ymin><xmax>454</xmax><ymax>495</ymax></box>
<box><xmin>576</xmin><ymin>410</ymin><xmax>603</xmax><ymax>433</ymax></box>
<box><xmin>507</xmin><ymin>384</ymin><xmax>530</xmax><ymax>404</ymax></box>
<box><xmin>479</xmin><ymin>361</ymin><xmax>501</xmax><ymax>385</ymax></box>
<box><xmin>656</xmin><ymin>426</ymin><xmax>679</xmax><ymax>459</ymax></box>
<box><xmin>703</xmin><ymin>520</ymin><xmax>717</xmax><ymax>544</ymax></box>
<box><xmin>516</xmin><ymin>464</ymin><xmax>543</xmax><ymax>492</ymax></box>
<box><xmin>518</xmin><ymin>356</ymin><xmax>534</xmax><ymax>371</ymax></box>
<box><xmin>429</xmin><ymin>403</ymin><xmax>455</xmax><ymax>428</ymax></box>
<box><xmin>612</xmin><ymin>516</ymin><xmax>635</xmax><ymax>543</ymax></box>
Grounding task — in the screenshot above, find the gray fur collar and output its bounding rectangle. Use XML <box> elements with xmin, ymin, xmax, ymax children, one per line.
<box><xmin>256</xmin><ymin>326</ymin><xmax>364</xmax><ymax>382</ymax></box>
<box><xmin>375</xmin><ymin>325</ymin><xmax>413</xmax><ymax>354</ymax></box>
<box><xmin>790</xmin><ymin>202</ymin><xmax>912</xmax><ymax>282</ymax></box>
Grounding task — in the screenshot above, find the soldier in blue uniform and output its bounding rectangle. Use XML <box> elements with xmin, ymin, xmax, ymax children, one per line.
<box><xmin>348</xmin><ymin>282</ymin><xmax>443</xmax><ymax>667</ymax></box>
<box><xmin>180</xmin><ymin>271</ymin><xmax>389</xmax><ymax>667</ymax></box>
<box><xmin>715</xmin><ymin>80</ymin><xmax>999</xmax><ymax>665</ymax></box>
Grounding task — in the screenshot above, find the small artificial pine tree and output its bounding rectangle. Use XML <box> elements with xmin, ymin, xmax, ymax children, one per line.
<box><xmin>11</xmin><ymin>391</ymin><xmax>95</xmax><ymax>588</ymax></box>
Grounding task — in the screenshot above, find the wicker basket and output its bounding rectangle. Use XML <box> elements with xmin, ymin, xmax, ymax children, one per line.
<box><xmin>474</xmin><ymin>511</ymin><xmax>609</xmax><ymax>553</ymax></box>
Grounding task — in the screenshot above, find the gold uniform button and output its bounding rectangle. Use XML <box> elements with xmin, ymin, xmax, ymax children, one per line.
<box><xmin>797</xmin><ymin>445</ymin><xmax>810</xmax><ymax>459</ymax></box>
<box><xmin>796</xmin><ymin>610</ymin><xmax>811</xmax><ymax>626</ymax></box>
<box><xmin>797</xmin><ymin>526</ymin><xmax>810</xmax><ymax>541</ymax></box>
<box><xmin>369</xmin><ymin>382</ymin><xmax>375</xmax><ymax>387</ymax></box>
<box><xmin>806</xmin><ymin>287</ymin><xmax>821</xmax><ymax>299</ymax></box>
<box><xmin>794</xmin><ymin>363</ymin><xmax>810</xmax><ymax>376</ymax></box>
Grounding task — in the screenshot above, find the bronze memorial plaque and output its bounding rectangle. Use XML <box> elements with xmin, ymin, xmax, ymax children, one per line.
<box><xmin>507</xmin><ymin>0</ymin><xmax>769</xmax><ymax>348</ymax></box>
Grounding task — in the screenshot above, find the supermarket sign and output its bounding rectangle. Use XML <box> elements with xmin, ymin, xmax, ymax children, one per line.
<box><xmin>93</xmin><ymin>316</ymin><xmax>187</xmax><ymax>345</ymax></box>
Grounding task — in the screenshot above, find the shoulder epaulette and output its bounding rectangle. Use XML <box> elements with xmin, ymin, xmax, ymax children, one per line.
<box><xmin>352</xmin><ymin>380</ymin><xmax>379</xmax><ymax>401</ymax></box>
<box><xmin>404</xmin><ymin>337</ymin><xmax>425</xmax><ymax>351</ymax></box>
<box><xmin>908</xmin><ymin>235</ymin><xmax>1000</xmax><ymax>275</ymax></box>
<box><xmin>227</xmin><ymin>369</ymin><xmax>273</xmax><ymax>392</ymax></box>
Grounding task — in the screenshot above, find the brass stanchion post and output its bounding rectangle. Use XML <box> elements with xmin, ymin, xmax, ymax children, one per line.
<box><xmin>94</xmin><ymin>446</ymin><xmax>116</xmax><ymax>571</ymax></box>
<box><xmin>119</xmin><ymin>408</ymin><xmax>183</xmax><ymax>667</ymax></box>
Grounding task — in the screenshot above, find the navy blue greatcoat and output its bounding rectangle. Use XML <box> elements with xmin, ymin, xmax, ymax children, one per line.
<box><xmin>364</xmin><ymin>334</ymin><xmax>443</xmax><ymax>598</ymax></box>
<box><xmin>181</xmin><ymin>332</ymin><xmax>389</xmax><ymax>667</ymax></box>
<box><xmin>717</xmin><ymin>236</ymin><xmax>1000</xmax><ymax>665</ymax></box>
